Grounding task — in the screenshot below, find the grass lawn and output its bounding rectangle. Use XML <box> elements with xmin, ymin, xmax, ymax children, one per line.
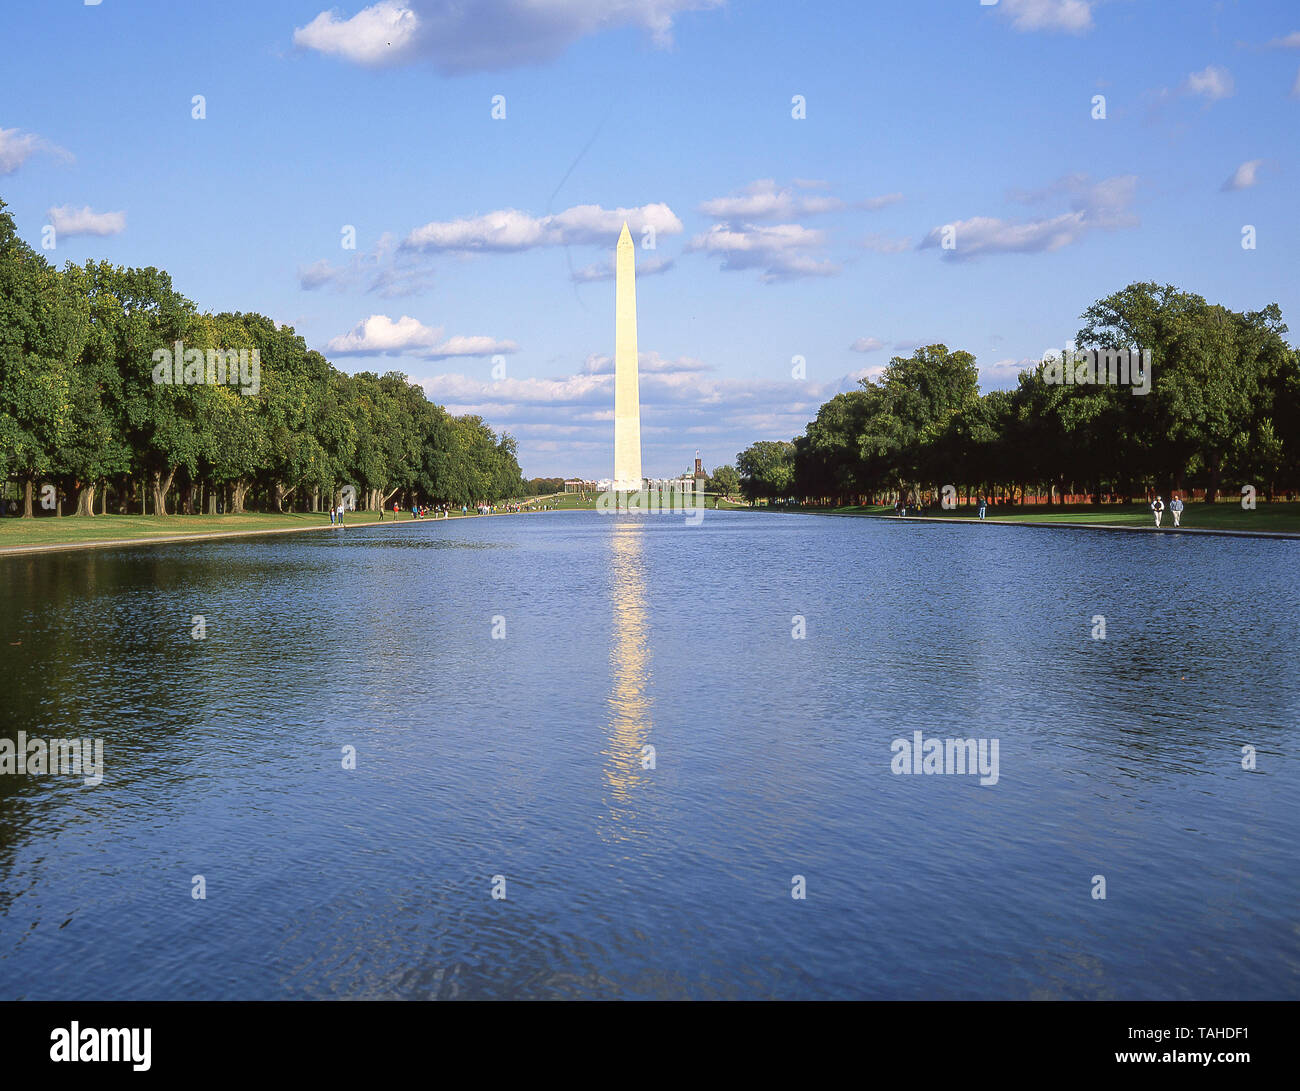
<box><xmin>0</xmin><ymin>504</ymin><xmax>560</xmax><ymax>551</ymax></box>
<box><xmin>0</xmin><ymin>491</ymin><xmax>758</xmax><ymax>551</ymax></box>
<box><xmin>0</xmin><ymin>509</ymin><xmax>416</xmax><ymax>549</ymax></box>
<box><xmin>794</xmin><ymin>501</ymin><xmax>1300</xmax><ymax>534</ymax></box>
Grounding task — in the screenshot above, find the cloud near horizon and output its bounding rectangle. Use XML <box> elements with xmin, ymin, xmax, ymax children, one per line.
<box><xmin>47</xmin><ymin>204</ymin><xmax>125</xmax><ymax>237</ymax></box>
<box><xmin>409</xmin><ymin>354</ymin><xmax>862</xmax><ymax>476</ymax></box>
<box><xmin>920</xmin><ymin>173</ymin><xmax>1137</xmax><ymax>260</ymax></box>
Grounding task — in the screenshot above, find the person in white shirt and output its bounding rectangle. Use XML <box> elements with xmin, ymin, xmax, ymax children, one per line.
<box><xmin>1151</xmin><ymin>495</ymin><xmax>1165</xmax><ymax>528</ymax></box>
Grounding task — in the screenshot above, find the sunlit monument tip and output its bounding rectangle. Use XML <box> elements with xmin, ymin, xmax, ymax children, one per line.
<box><xmin>613</xmin><ymin>222</ymin><xmax>642</xmax><ymax>492</ymax></box>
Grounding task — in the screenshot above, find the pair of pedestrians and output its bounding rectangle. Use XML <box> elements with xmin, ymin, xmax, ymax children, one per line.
<box><xmin>1151</xmin><ymin>494</ymin><xmax>1184</xmax><ymax>528</ymax></box>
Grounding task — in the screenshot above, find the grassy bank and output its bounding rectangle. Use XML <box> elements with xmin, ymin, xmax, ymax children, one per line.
<box><xmin>0</xmin><ymin>504</ymin><xmax>561</xmax><ymax>553</ymax></box>
<box><xmin>780</xmin><ymin>501</ymin><xmax>1300</xmax><ymax>534</ymax></box>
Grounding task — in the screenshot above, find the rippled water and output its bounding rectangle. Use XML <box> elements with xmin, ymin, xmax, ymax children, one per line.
<box><xmin>0</xmin><ymin>511</ymin><xmax>1296</xmax><ymax>999</ymax></box>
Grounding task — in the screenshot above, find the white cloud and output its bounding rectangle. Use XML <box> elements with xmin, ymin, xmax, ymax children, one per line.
<box><xmin>403</xmin><ymin>202</ymin><xmax>683</xmax><ymax>252</ymax></box>
<box><xmin>1265</xmin><ymin>31</ymin><xmax>1300</xmax><ymax>48</ymax></box>
<box><xmin>47</xmin><ymin>205</ymin><xmax>125</xmax><ymax>237</ymax></box>
<box><xmin>981</xmin><ymin>357</ymin><xmax>1039</xmax><ymax>382</ymax></box>
<box><xmin>850</xmin><ymin>337</ymin><xmax>885</xmax><ymax>353</ymax></box>
<box><xmin>994</xmin><ymin>0</ymin><xmax>1093</xmax><ymax>34</ymax></box>
<box><xmin>0</xmin><ymin>128</ymin><xmax>71</xmax><ymax>175</ymax></box>
<box><xmin>850</xmin><ymin>364</ymin><xmax>887</xmax><ymax>384</ymax></box>
<box><xmin>922</xmin><ymin>213</ymin><xmax>1086</xmax><ymax>258</ymax></box>
<box><xmin>1222</xmin><ymin>159</ymin><xmax>1266</xmax><ymax>192</ymax></box>
<box><xmin>689</xmin><ymin>222</ymin><xmax>839</xmax><ymax>281</ymax></box>
<box><xmin>699</xmin><ymin>179</ymin><xmax>843</xmax><ymax>221</ymax></box>
<box><xmin>431</xmin><ymin>334</ymin><xmax>517</xmax><ymax>358</ymax></box>
<box><xmin>293</xmin><ymin>0</ymin><xmax>723</xmax><ymax>73</ymax></box>
<box><xmin>923</xmin><ymin>173</ymin><xmax>1137</xmax><ymax>260</ymax></box>
<box><xmin>1184</xmin><ymin>64</ymin><xmax>1234</xmax><ymax>101</ymax></box>
<box><xmin>294</xmin><ymin>2</ymin><xmax>421</xmax><ymax>65</ymax></box>
<box><xmin>328</xmin><ymin>314</ymin><xmax>439</xmax><ymax>353</ymax></box>
<box><xmin>325</xmin><ymin>314</ymin><xmax>516</xmax><ymax>358</ymax></box>
<box><xmin>1292</xmin><ymin>68</ymin><xmax>1300</xmax><ymax>98</ymax></box>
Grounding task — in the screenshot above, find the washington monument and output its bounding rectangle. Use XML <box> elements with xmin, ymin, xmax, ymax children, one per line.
<box><xmin>613</xmin><ymin>222</ymin><xmax>642</xmax><ymax>490</ymax></box>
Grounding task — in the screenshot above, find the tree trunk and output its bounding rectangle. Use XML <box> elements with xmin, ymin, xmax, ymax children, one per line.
<box><xmin>151</xmin><ymin>467</ymin><xmax>177</xmax><ymax>516</ymax></box>
<box><xmin>21</xmin><ymin>477</ymin><xmax>34</xmax><ymax>518</ymax></box>
<box><xmin>75</xmin><ymin>482</ymin><xmax>96</xmax><ymax>517</ymax></box>
<box><xmin>274</xmin><ymin>482</ymin><xmax>298</xmax><ymax>512</ymax></box>
<box><xmin>230</xmin><ymin>479</ymin><xmax>251</xmax><ymax>513</ymax></box>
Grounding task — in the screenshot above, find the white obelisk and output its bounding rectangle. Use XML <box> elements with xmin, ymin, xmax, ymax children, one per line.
<box><xmin>613</xmin><ymin>222</ymin><xmax>642</xmax><ymax>491</ymax></box>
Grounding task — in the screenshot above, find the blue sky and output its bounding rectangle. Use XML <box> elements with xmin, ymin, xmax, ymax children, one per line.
<box><xmin>3</xmin><ymin>0</ymin><xmax>1298</xmax><ymax>478</ymax></box>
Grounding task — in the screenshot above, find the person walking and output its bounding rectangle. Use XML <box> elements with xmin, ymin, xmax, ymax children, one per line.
<box><xmin>337</xmin><ymin>501</ymin><xmax>345</xmax><ymax>526</ymax></box>
<box><xmin>329</xmin><ymin>506</ymin><xmax>335</xmax><ymax>526</ymax></box>
<box><xmin>977</xmin><ymin>496</ymin><xmax>986</xmax><ymax>520</ymax></box>
<box><xmin>1151</xmin><ymin>495</ymin><xmax>1165</xmax><ymax>528</ymax></box>
<box><xmin>1170</xmin><ymin>493</ymin><xmax>1184</xmax><ymax>527</ymax></box>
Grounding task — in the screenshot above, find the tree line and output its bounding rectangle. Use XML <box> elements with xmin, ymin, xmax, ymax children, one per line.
<box><xmin>736</xmin><ymin>283</ymin><xmax>1299</xmax><ymax>507</ymax></box>
<box><xmin>0</xmin><ymin>198</ymin><xmax>525</xmax><ymax>518</ymax></box>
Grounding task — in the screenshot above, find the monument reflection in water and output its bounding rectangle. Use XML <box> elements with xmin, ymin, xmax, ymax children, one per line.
<box><xmin>601</xmin><ymin>522</ymin><xmax>653</xmax><ymax>842</ymax></box>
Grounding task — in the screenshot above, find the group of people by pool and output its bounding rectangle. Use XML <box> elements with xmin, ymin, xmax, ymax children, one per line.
<box><xmin>329</xmin><ymin>499</ymin><xmax>562</xmax><ymax>524</ymax></box>
<box><xmin>892</xmin><ymin>492</ymin><xmax>1188</xmax><ymax>527</ymax></box>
